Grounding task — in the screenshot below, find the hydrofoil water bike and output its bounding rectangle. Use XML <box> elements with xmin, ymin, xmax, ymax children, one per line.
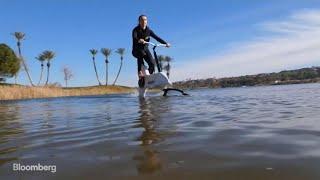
<box><xmin>138</xmin><ymin>42</ymin><xmax>189</xmax><ymax>98</ymax></box>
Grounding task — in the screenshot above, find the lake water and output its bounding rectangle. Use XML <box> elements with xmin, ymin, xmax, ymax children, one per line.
<box><xmin>1</xmin><ymin>83</ymin><xmax>320</xmax><ymax>180</ymax></box>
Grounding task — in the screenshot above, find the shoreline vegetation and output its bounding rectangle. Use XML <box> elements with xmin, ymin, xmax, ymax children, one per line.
<box><xmin>2</xmin><ymin>66</ymin><xmax>320</xmax><ymax>101</ymax></box>
<box><xmin>173</xmin><ymin>66</ymin><xmax>320</xmax><ymax>89</ymax></box>
<box><xmin>0</xmin><ymin>84</ymin><xmax>135</xmax><ymax>101</ymax></box>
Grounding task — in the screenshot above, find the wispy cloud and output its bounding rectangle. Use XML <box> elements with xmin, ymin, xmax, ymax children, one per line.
<box><xmin>172</xmin><ymin>9</ymin><xmax>320</xmax><ymax>81</ymax></box>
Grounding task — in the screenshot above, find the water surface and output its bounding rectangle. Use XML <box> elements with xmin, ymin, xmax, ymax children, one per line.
<box><xmin>1</xmin><ymin>83</ymin><xmax>320</xmax><ymax>179</ymax></box>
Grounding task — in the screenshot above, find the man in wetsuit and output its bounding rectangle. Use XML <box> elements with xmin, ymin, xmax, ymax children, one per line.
<box><xmin>132</xmin><ymin>15</ymin><xmax>170</xmax><ymax>87</ymax></box>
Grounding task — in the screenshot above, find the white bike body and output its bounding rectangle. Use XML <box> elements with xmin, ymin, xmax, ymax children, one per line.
<box><xmin>138</xmin><ymin>65</ymin><xmax>172</xmax><ymax>97</ymax></box>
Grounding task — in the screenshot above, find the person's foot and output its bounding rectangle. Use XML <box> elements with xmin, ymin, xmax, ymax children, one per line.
<box><xmin>138</xmin><ymin>70</ymin><xmax>145</xmax><ymax>77</ymax></box>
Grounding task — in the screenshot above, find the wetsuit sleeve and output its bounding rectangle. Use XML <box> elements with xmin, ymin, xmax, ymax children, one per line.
<box><xmin>150</xmin><ymin>30</ymin><xmax>167</xmax><ymax>44</ymax></box>
<box><xmin>132</xmin><ymin>29</ymin><xmax>139</xmax><ymax>43</ymax></box>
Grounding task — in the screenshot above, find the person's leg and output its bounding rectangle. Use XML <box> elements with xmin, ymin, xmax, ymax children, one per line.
<box><xmin>144</xmin><ymin>49</ymin><xmax>155</xmax><ymax>74</ymax></box>
<box><xmin>137</xmin><ymin>57</ymin><xmax>145</xmax><ymax>74</ymax></box>
<box><xmin>137</xmin><ymin>57</ymin><xmax>145</xmax><ymax>88</ymax></box>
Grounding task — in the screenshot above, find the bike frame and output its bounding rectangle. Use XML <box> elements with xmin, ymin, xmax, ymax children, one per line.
<box><xmin>144</xmin><ymin>42</ymin><xmax>166</xmax><ymax>73</ymax></box>
<box><xmin>143</xmin><ymin>42</ymin><xmax>189</xmax><ymax>96</ymax></box>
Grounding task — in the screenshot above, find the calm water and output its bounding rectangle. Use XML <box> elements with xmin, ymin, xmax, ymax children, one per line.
<box><xmin>1</xmin><ymin>83</ymin><xmax>320</xmax><ymax>180</ymax></box>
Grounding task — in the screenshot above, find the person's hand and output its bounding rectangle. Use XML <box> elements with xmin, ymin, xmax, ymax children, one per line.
<box><xmin>165</xmin><ymin>43</ymin><xmax>171</xmax><ymax>48</ymax></box>
<box><xmin>138</xmin><ymin>39</ymin><xmax>146</xmax><ymax>44</ymax></box>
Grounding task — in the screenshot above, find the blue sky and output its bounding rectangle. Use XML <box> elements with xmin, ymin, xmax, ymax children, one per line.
<box><xmin>1</xmin><ymin>0</ymin><xmax>320</xmax><ymax>87</ymax></box>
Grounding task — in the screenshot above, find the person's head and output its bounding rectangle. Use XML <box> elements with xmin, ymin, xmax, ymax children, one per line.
<box><xmin>138</xmin><ymin>15</ymin><xmax>148</xmax><ymax>29</ymax></box>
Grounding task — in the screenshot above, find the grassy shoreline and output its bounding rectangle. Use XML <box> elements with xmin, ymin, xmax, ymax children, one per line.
<box><xmin>0</xmin><ymin>84</ymin><xmax>135</xmax><ymax>101</ymax></box>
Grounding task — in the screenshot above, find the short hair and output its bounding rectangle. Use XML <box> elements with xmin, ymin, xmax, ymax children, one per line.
<box><xmin>138</xmin><ymin>14</ymin><xmax>147</xmax><ymax>22</ymax></box>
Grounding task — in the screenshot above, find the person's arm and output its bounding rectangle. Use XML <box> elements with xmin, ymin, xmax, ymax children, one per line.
<box><xmin>133</xmin><ymin>28</ymin><xmax>147</xmax><ymax>44</ymax></box>
<box><xmin>132</xmin><ymin>29</ymin><xmax>139</xmax><ymax>43</ymax></box>
<box><xmin>150</xmin><ymin>30</ymin><xmax>167</xmax><ymax>44</ymax></box>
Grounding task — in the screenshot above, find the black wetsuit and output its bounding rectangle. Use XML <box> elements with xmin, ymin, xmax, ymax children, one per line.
<box><xmin>132</xmin><ymin>25</ymin><xmax>167</xmax><ymax>74</ymax></box>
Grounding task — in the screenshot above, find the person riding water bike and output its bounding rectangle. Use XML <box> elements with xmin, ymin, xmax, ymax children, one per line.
<box><xmin>132</xmin><ymin>15</ymin><xmax>170</xmax><ymax>87</ymax></box>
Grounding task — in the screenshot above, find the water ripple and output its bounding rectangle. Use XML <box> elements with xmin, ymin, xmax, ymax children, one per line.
<box><xmin>1</xmin><ymin>83</ymin><xmax>320</xmax><ymax>178</ymax></box>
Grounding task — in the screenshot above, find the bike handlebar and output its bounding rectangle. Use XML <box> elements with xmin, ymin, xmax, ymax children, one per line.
<box><xmin>144</xmin><ymin>42</ymin><xmax>167</xmax><ymax>47</ymax></box>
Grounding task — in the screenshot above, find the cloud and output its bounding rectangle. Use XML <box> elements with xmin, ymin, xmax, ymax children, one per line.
<box><xmin>171</xmin><ymin>9</ymin><xmax>320</xmax><ymax>81</ymax></box>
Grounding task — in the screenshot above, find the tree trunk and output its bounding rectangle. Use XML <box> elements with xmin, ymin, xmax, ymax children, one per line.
<box><xmin>113</xmin><ymin>57</ymin><xmax>123</xmax><ymax>85</ymax></box>
<box><xmin>92</xmin><ymin>57</ymin><xmax>101</xmax><ymax>86</ymax></box>
<box><xmin>14</xmin><ymin>74</ymin><xmax>17</xmax><ymax>84</ymax></box>
<box><xmin>17</xmin><ymin>42</ymin><xmax>34</xmax><ymax>86</ymax></box>
<box><xmin>45</xmin><ymin>63</ymin><xmax>50</xmax><ymax>85</ymax></box>
<box><xmin>167</xmin><ymin>63</ymin><xmax>171</xmax><ymax>78</ymax></box>
<box><xmin>105</xmin><ymin>59</ymin><xmax>108</xmax><ymax>86</ymax></box>
<box><xmin>37</xmin><ymin>64</ymin><xmax>44</xmax><ymax>86</ymax></box>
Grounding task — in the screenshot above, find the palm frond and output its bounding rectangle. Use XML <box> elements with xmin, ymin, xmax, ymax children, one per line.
<box><xmin>101</xmin><ymin>48</ymin><xmax>112</xmax><ymax>57</ymax></box>
<box><xmin>12</xmin><ymin>32</ymin><xmax>25</xmax><ymax>41</ymax></box>
<box><xmin>115</xmin><ymin>48</ymin><xmax>125</xmax><ymax>56</ymax></box>
<box><xmin>165</xmin><ymin>56</ymin><xmax>173</xmax><ymax>62</ymax></box>
<box><xmin>90</xmin><ymin>49</ymin><xmax>98</xmax><ymax>56</ymax></box>
<box><xmin>35</xmin><ymin>53</ymin><xmax>46</xmax><ymax>62</ymax></box>
<box><xmin>158</xmin><ymin>55</ymin><xmax>165</xmax><ymax>62</ymax></box>
<box><xmin>42</xmin><ymin>50</ymin><xmax>56</xmax><ymax>61</ymax></box>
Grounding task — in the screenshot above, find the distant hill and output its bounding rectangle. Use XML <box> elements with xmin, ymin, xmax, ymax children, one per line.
<box><xmin>173</xmin><ymin>66</ymin><xmax>320</xmax><ymax>89</ymax></box>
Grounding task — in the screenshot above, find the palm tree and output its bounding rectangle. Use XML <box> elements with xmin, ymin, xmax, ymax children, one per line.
<box><xmin>13</xmin><ymin>32</ymin><xmax>34</xmax><ymax>86</ymax></box>
<box><xmin>101</xmin><ymin>48</ymin><xmax>112</xmax><ymax>85</ymax></box>
<box><xmin>113</xmin><ymin>48</ymin><xmax>125</xmax><ymax>85</ymax></box>
<box><xmin>36</xmin><ymin>53</ymin><xmax>46</xmax><ymax>86</ymax></box>
<box><xmin>90</xmin><ymin>49</ymin><xmax>102</xmax><ymax>86</ymax></box>
<box><xmin>164</xmin><ymin>56</ymin><xmax>173</xmax><ymax>78</ymax></box>
<box><xmin>42</xmin><ymin>50</ymin><xmax>55</xmax><ymax>85</ymax></box>
<box><xmin>158</xmin><ymin>55</ymin><xmax>165</xmax><ymax>72</ymax></box>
